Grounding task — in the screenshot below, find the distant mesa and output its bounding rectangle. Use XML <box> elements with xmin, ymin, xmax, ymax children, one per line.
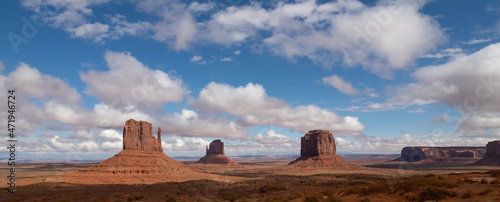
<box><xmin>394</xmin><ymin>146</ymin><xmax>486</xmax><ymax>162</ymax></box>
<box><xmin>473</xmin><ymin>140</ymin><xmax>500</xmax><ymax>166</ymax></box>
<box><xmin>79</xmin><ymin>119</ymin><xmax>202</xmax><ymax>176</ymax></box>
<box><xmin>288</xmin><ymin>130</ymin><xmax>357</xmax><ymax>169</ymax></box>
<box><xmin>197</xmin><ymin>139</ymin><xmax>242</xmax><ymax>168</ymax></box>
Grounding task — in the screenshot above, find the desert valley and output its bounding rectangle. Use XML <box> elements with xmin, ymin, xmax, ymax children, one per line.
<box><xmin>2</xmin><ymin>0</ymin><xmax>500</xmax><ymax>201</ymax></box>
<box><xmin>1</xmin><ymin>119</ymin><xmax>499</xmax><ymax>202</ymax></box>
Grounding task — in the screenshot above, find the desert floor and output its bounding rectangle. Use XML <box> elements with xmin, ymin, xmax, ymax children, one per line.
<box><xmin>1</xmin><ymin>157</ymin><xmax>499</xmax><ymax>202</ymax></box>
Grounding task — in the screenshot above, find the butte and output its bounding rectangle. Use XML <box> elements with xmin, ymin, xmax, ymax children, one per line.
<box><xmin>194</xmin><ymin>139</ymin><xmax>243</xmax><ymax>169</ymax></box>
<box><xmin>70</xmin><ymin>119</ymin><xmax>216</xmax><ymax>184</ymax></box>
<box><xmin>288</xmin><ymin>130</ymin><xmax>357</xmax><ymax>169</ymax></box>
<box><xmin>473</xmin><ymin>140</ymin><xmax>500</xmax><ymax>166</ymax></box>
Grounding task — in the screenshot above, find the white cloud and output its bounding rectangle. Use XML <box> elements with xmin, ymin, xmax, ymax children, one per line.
<box><xmin>322</xmin><ymin>74</ymin><xmax>379</xmax><ymax>97</ymax></box>
<box><xmin>192</xmin><ymin>82</ymin><xmax>365</xmax><ymax>135</ymax></box>
<box><xmin>322</xmin><ymin>74</ymin><xmax>361</xmax><ymax>96</ymax></box>
<box><xmin>221</xmin><ymin>57</ymin><xmax>232</xmax><ymax>62</ymax></box>
<box><xmin>189</xmin><ymin>55</ymin><xmax>203</xmax><ymax>62</ymax></box>
<box><xmin>161</xmin><ymin>109</ymin><xmax>248</xmax><ymax>139</ymax></box>
<box><xmin>80</xmin><ymin>51</ymin><xmax>188</xmax><ymax>112</ymax></box>
<box><xmin>162</xmin><ymin>136</ymin><xmax>212</xmax><ymax>155</ymax></box>
<box><xmin>421</xmin><ymin>47</ymin><xmax>464</xmax><ymax>59</ymax></box>
<box><xmin>383</xmin><ymin>43</ymin><xmax>500</xmax><ymax>132</ymax></box>
<box><xmin>187</xmin><ymin>2</ymin><xmax>215</xmax><ymax>12</ymax></box>
<box><xmin>233</xmin><ymin>50</ymin><xmax>241</xmax><ymax>55</ymax></box>
<box><xmin>253</xmin><ymin>129</ymin><xmax>293</xmax><ymax>144</ymax></box>
<box><xmin>69</xmin><ymin>22</ymin><xmax>109</xmax><ymax>43</ymax></box>
<box><xmin>22</xmin><ymin>0</ymin><xmax>445</xmax><ymax>76</ymax></box>
<box><xmin>3</xmin><ymin>63</ymin><xmax>82</xmax><ymax>105</ymax></box>
<box><xmin>172</xmin><ymin>13</ymin><xmax>197</xmax><ymax>50</ymax></box>
<box><xmin>463</xmin><ymin>38</ymin><xmax>492</xmax><ymax>45</ymax></box>
<box><xmin>205</xmin><ymin>0</ymin><xmax>445</xmax><ymax>78</ymax></box>
<box><xmin>337</xmin><ymin>132</ymin><xmax>499</xmax><ymax>154</ymax></box>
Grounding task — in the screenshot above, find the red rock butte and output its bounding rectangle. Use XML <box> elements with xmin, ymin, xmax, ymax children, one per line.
<box><xmin>197</xmin><ymin>139</ymin><xmax>242</xmax><ymax>167</ymax></box>
<box><xmin>288</xmin><ymin>130</ymin><xmax>356</xmax><ymax>169</ymax></box>
<box><xmin>123</xmin><ymin>119</ymin><xmax>163</xmax><ymax>152</ymax></box>
<box><xmin>473</xmin><ymin>140</ymin><xmax>500</xmax><ymax>166</ymax></box>
<box><xmin>77</xmin><ymin>119</ymin><xmax>204</xmax><ymax>180</ymax></box>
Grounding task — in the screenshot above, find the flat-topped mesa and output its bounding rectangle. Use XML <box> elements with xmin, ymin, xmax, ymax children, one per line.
<box><xmin>473</xmin><ymin>140</ymin><xmax>500</xmax><ymax>166</ymax></box>
<box><xmin>206</xmin><ymin>139</ymin><xmax>224</xmax><ymax>155</ymax></box>
<box><xmin>395</xmin><ymin>146</ymin><xmax>486</xmax><ymax>162</ymax></box>
<box><xmin>123</xmin><ymin>119</ymin><xmax>162</xmax><ymax>152</ymax></box>
<box><xmin>300</xmin><ymin>130</ymin><xmax>336</xmax><ymax>157</ymax></box>
<box><xmin>288</xmin><ymin>130</ymin><xmax>356</xmax><ymax>169</ymax></box>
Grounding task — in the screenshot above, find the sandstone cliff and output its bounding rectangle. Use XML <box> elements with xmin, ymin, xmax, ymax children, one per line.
<box><xmin>472</xmin><ymin>140</ymin><xmax>500</xmax><ymax>166</ymax></box>
<box><xmin>197</xmin><ymin>139</ymin><xmax>242</xmax><ymax>167</ymax></box>
<box><xmin>123</xmin><ymin>119</ymin><xmax>162</xmax><ymax>152</ymax></box>
<box><xmin>80</xmin><ymin>119</ymin><xmax>204</xmax><ymax>176</ymax></box>
<box><xmin>288</xmin><ymin>130</ymin><xmax>356</xmax><ymax>169</ymax></box>
<box><xmin>394</xmin><ymin>146</ymin><xmax>486</xmax><ymax>162</ymax></box>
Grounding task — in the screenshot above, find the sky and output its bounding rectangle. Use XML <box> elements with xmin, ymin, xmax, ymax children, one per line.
<box><xmin>1</xmin><ymin>0</ymin><xmax>500</xmax><ymax>160</ymax></box>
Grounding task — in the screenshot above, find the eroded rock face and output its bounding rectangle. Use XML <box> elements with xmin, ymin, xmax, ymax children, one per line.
<box><xmin>198</xmin><ymin>139</ymin><xmax>241</xmax><ymax>166</ymax></box>
<box><xmin>486</xmin><ymin>141</ymin><xmax>500</xmax><ymax>157</ymax></box>
<box><xmin>397</xmin><ymin>147</ymin><xmax>486</xmax><ymax>162</ymax></box>
<box><xmin>472</xmin><ymin>140</ymin><xmax>500</xmax><ymax>166</ymax></box>
<box><xmin>300</xmin><ymin>130</ymin><xmax>336</xmax><ymax>157</ymax></box>
<box><xmin>206</xmin><ymin>139</ymin><xmax>224</xmax><ymax>155</ymax></box>
<box><xmin>288</xmin><ymin>130</ymin><xmax>356</xmax><ymax>168</ymax></box>
<box><xmin>123</xmin><ymin>119</ymin><xmax>162</xmax><ymax>152</ymax></box>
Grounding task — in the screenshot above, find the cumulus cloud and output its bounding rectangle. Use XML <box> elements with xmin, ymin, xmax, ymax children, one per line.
<box><xmin>2</xmin><ymin>63</ymin><xmax>82</xmax><ymax>105</ymax></box>
<box><xmin>189</xmin><ymin>55</ymin><xmax>203</xmax><ymax>62</ymax></box>
<box><xmin>68</xmin><ymin>22</ymin><xmax>109</xmax><ymax>43</ymax></box>
<box><xmin>161</xmin><ymin>109</ymin><xmax>248</xmax><ymax>139</ymax></box>
<box><xmin>253</xmin><ymin>129</ymin><xmax>294</xmax><ymax>144</ymax></box>
<box><xmin>205</xmin><ymin>0</ymin><xmax>445</xmax><ymax>78</ymax></box>
<box><xmin>162</xmin><ymin>136</ymin><xmax>212</xmax><ymax>155</ymax></box>
<box><xmin>221</xmin><ymin>57</ymin><xmax>232</xmax><ymax>62</ymax></box>
<box><xmin>192</xmin><ymin>82</ymin><xmax>365</xmax><ymax>135</ymax></box>
<box><xmin>22</xmin><ymin>0</ymin><xmax>445</xmax><ymax>77</ymax></box>
<box><xmin>381</xmin><ymin>43</ymin><xmax>500</xmax><ymax>134</ymax></box>
<box><xmin>80</xmin><ymin>51</ymin><xmax>188</xmax><ymax>112</ymax></box>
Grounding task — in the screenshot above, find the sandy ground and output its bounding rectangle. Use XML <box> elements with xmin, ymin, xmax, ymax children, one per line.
<box><xmin>1</xmin><ymin>157</ymin><xmax>499</xmax><ymax>201</ymax></box>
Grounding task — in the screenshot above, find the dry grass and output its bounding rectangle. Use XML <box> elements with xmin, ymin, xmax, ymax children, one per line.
<box><xmin>343</xmin><ymin>175</ymin><xmax>458</xmax><ymax>197</ymax></box>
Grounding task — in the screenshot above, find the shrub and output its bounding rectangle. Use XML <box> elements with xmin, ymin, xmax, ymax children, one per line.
<box><xmin>304</xmin><ymin>195</ymin><xmax>320</xmax><ymax>202</ymax></box>
<box><xmin>165</xmin><ymin>196</ymin><xmax>176</xmax><ymax>202</ymax></box>
<box><xmin>126</xmin><ymin>197</ymin><xmax>133</xmax><ymax>202</ymax></box>
<box><xmin>479</xmin><ymin>188</ymin><xmax>493</xmax><ymax>195</ymax></box>
<box><xmin>134</xmin><ymin>195</ymin><xmax>144</xmax><ymax>200</ymax></box>
<box><xmin>361</xmin><ymin>197</ymin><xmax>370</xmax><ymax>202</ymax></box>
<box><xmin>406</xmin><ymin>193</ymin><xmax>417</xmax><ymax>201</ymax></box>
<box><xmin>221</xmin><ymin>195</ymin><xmax>238</xmax><ymax>202</ymax></box>
<box><xmin>418</xmin><ymin>187</ymin><xmax>450</xmax><ymax>202</ymax></box>
<box><xmin>462</xmin><ymin>190</ymin><xmax>473</xmax><ymax>198</ymax></box>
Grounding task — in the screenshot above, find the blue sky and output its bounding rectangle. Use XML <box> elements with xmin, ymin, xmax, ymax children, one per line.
<box><xmin>1</xmin><ymin>0</ymin><xmax>500</xmax><ymax>159</ymax></box>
